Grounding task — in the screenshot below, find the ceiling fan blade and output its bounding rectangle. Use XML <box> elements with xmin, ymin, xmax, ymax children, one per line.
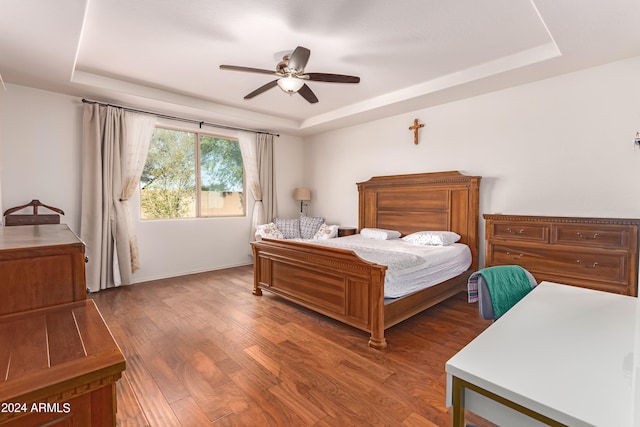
<box><xmin>304</xmin><ymin>73</ymin><xmax>360</xmax><ymax>83</ymax></box>
<box><xmin>220</xmin><ymin>65</ymin><xmax>278</xmax><ymax>76</ymax></box>
<box><xmin>244</xmin><ymin>80</ymin><xmax>278</xmax><ymax>99</ymax></box>
<box><xmin>288</xmin><ymin>46</ymin><xmax>311</xmax><ymax>73</ymax></box>
<box><xmin>298</xmin><ymin>84</ymin><xmax>318</xmax><ymax>104</ymax></box>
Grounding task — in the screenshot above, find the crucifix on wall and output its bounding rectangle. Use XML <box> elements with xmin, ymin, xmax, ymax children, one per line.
<box><xmin>408</xmin><ymin>118</ymin><xmax>425</xmax><ymax>145</ymax></box>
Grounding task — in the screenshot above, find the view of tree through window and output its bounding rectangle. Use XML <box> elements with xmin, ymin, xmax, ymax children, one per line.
<box><xmin>140</xmin><ymin>128</ymin><xmax>244</xmax><ymax>219</ymax></box>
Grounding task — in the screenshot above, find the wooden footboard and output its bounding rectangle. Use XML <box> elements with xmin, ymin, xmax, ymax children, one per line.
<box><xmin>252</xmin><ymin>238</ymin><xmax>390</xmax><ymax>349</ymax></box>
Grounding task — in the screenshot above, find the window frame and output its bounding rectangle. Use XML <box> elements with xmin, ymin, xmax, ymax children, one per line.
<box><xmin>140</xmin><ymin>125</ymin><xmax>246</xmax><ymax>220</ymax></box>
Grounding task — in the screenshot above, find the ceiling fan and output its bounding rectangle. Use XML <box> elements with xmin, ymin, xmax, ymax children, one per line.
<box><xmin>219</xmin><ymin>46</ymin><xmax>360</xmax><ymax>104</ymax></box>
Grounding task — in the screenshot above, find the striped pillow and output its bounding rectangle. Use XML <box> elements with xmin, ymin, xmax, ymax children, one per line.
<box><xmin>274</xmin><ymin>218</ymin><xmax>301</xmax><ymax>239</ymax></box>
<box><xmin>300</xmin><ymin>216</ymin><xmax>324</xmax><ymax>239</ymax></box>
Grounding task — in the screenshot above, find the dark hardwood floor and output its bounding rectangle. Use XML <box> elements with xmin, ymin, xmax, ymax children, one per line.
<box><xmin>91</xmin><ymin>265</ymin><xmax>495</xmax><ymax>426</ymax></box>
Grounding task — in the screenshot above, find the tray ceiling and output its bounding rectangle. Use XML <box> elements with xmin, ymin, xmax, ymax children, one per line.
<box><xmin>1</xmin><ymin>0</ymin><xmax>639</xmax><ymax>135</ymax></box>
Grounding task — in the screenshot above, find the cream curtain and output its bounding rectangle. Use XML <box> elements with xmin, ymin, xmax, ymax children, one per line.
<box><xmin>238</xmin><ymin>132</ymin><xmax>275</xmax><ymax>246</ymax></box>
<box><xmin>81</xmin><ymin>104</ymin><xmax>156</xmax><ymax>291</ymax></box>
<box><xmin>257</xmin><ymin>133</ymin><xmax>276</xmax><ymax>222</ymax></box>
<box><xmin>115</xmin><ymin>111</ymin><xmax>156</xmax><ymax>275</ymax></box>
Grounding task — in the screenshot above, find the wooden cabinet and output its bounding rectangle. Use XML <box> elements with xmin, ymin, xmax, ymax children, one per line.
<box><xmin>484</xmin><ymin>214</ymin><xmax>640</xmax><ymax>296</ymax></box>
<box><xmin>0</xmin><ymin>224</ymin><xmax>87</xmax><ymax>316</ymax></box>
<box><xmin>0</xmin><ymin>300</ymin><xmax>125</xmax><ymax>426</ymax></box>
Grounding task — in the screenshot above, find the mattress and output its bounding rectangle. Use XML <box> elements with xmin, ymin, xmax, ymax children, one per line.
<box><xmin>305</xmin><ymin>234</ymin><xmax>472</xmax><ymax>298</ymax></box>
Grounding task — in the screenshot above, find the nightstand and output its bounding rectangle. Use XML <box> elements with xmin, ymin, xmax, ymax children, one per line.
<box><xmin>338</xmin><ymin>227</ymin><xmax>357</xmax><ymax>237</ymax></box>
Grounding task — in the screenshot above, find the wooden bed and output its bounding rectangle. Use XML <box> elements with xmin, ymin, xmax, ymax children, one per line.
<box><xmin>251</xmin><ymin>171</ymin><xmax>481</xmax><ymax>349</ymax></box>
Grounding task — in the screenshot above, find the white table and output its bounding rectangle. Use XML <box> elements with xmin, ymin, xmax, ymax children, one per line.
<box><xmin>446</xmin><ymin>281</ymin><xmax>637</xmax><ymax>427</ymax></box>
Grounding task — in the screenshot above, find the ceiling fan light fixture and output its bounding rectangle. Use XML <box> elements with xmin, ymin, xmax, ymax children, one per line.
<box><xmin>277</xmin><ymin>76</ymin><xmax>304</xmax><ymax>93</ymax></box>
<box><xmin>220</xmin><ymin>46</ymin><xmax>359</xmax><ymax>103</ymax></box>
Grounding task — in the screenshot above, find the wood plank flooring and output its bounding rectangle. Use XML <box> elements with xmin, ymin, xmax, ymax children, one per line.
<box><xmin>91</xmin><ymin>265</ymin><xmax>495</xmax><ymax>426</ymax></box>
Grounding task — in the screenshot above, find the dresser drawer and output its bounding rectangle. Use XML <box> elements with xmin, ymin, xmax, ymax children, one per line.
<box><xmin>489</xmin><ymin>222</ymin><xmax>548</xmax><ymax>242</ymax></box>
<box><xmin>489</xmin><ymin>244</ymin><xmax>628</xmax><ymax>284</ymax></box>
<box><xmin>552</xmin><ymin>224</ymin><xmax>633</xmax><ymax>250</ymax></box>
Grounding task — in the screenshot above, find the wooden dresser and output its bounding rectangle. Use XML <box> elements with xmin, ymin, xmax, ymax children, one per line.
<box><xmin>484</xmin><ymin>214</ymin><xmax>640</xmax><ymax>296</ymax></box>
<box><xmin>0</xmin><ymin>224</ymin><xmax>87</xmax><ymax>316</ymax></box>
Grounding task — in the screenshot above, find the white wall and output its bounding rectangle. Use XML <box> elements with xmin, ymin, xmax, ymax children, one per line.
<box><xmin>304</xmin><ymin>56</ymin><xmax>640</xmax><ymax>267</ymax></box>
<box><xmin>0</xmin><ymin>86</ymin><xmax>82</xmax><ymax>231</ymax></box>
<box><xmin>0</xmin><ymin>84</ymin><xmax>305</xmax><ymax>284</ymax></box>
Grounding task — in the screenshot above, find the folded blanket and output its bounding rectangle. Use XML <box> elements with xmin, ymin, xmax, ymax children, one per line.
<box><xmin>467</xmin><ymin>265</ymin><xmax>533</xmax><ymax>318</ymax></box>
<box><xmin>467</xmin><ymin>274</ymin><xmax>480</xmax><ymax>303</ymax></box>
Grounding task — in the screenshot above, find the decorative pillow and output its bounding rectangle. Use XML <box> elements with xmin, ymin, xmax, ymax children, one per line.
<box><xmin>256</xmin><ymin>223</ymin><xmax>284</xmax><ymax>239</ymax></box>
<box><xmin>402</xmin><ymin>231</ymin><xmax>461</xmax><ymax>246</ymax></box>
<box><xmin>274</xmin><ymin>218</ymin><xmax>301</xmax><ymax>239</ymax></box>
<box><xmin>314</xmin><ymin>224</ymin><xmax>339</xmax><ymax>240</ymax></box>
<box><xmin>300</xmin><ymin>216</ymin><xmax>325</xmax><ymax>239</ymax></box>
<box><xmin>360</xmin><ymin>228</ymin><xmax>401</xmax><ymax>240</ymax></box>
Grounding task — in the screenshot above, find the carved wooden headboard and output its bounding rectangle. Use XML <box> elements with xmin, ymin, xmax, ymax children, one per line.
<box><xmin>357</xmin><ymin>171</ymin><xmax>481</xmax><ymax>270</ymax></box>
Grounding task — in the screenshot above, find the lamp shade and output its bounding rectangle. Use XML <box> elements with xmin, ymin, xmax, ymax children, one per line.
<box><xmin>277</xmin><ymin>76</ymin><xmax>305</xmax><ymax>93</ymax></box>
<box><xmin>293</xmin><ymin>187</ymin><xmax>311</xmax><ymax>201</ymax></box>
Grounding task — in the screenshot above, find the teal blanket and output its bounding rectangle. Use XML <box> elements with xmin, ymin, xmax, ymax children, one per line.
<box><xmin>480</xmin><ymin>266</ymin><xmax>533</xmax><ymax>318</ymax></box>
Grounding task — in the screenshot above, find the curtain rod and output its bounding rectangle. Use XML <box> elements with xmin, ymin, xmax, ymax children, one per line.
<box><xmin>81</xmin><ymin>98</ymin><xmax>279</xmax><ymax>137</ymax></box>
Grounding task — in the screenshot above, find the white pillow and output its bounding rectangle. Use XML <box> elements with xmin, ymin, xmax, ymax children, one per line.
<box><xmin>402</xmin><ymin>231</ymin><xmax>461</xmax><ymax>246</ymax></box>
<box><xmin>313</xmin><ymin>223</ymin><xmax>339</xmax><ymax>240</ymax></box>
<box><xmin>256</xmin><ymin>223</ymin><xmax>284</xmax><ymax>239</ymax></box>
<box><xmin>360</xmin><ymin>228</ymin><xmax>401</xmax><ymax>240</ymax></box>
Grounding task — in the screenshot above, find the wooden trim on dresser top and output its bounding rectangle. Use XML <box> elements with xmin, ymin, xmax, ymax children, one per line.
<box><xmin>483</xmin><ymin>214</ymin><xmax>640</xmax><ymax>226</ymax></box>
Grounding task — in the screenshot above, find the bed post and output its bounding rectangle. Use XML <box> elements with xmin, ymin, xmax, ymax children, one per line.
<box><xmin>368</xmin><ymin>268</ymin><xmax>387</xmax><ymax>350</ymax></box>
<box><xmin>251</xmin><ymin>243</ymin><xmax>262</xmax><ymax>296</ymax></box>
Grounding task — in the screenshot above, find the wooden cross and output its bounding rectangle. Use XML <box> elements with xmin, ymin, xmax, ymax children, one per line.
<box><xmin>409</xmin><ymin>119</ymin><xmax>425</xmax><ymax>145</ymax></box>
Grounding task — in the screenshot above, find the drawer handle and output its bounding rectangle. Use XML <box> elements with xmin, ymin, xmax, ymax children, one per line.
<box><xmin>507</xmin><ymin>228</ymin><xmax>525</xmax><ymax>235</ymax></box>
<box><xmin>576</xmin><ymin>260</ymin><xmax>599</xmax><ymax>269</ymax></box>
<box><xmin>506</xmin><ymin>251</ymin><xmax>524</xmax><ymax>259</ymax></box>
<box><xmin>576</xmin><ymin>232</ymin><xmax>599</xmax><ymax>240</ymax></box>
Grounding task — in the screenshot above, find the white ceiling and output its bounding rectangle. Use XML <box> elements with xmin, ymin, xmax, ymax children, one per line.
<box><xmin>1</xmin><ymin>0</ymin><xmax>639</xmax><ymax>135</ymax></box>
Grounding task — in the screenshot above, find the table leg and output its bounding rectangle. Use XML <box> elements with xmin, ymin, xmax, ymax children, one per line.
<box><xmin>452</xmin><ymin>376</ymin><xmax>465</xmax><ymax>427</ymax></box>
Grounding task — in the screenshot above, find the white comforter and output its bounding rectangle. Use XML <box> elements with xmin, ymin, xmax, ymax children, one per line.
<box><xmin>306</xmin><ymin>235</ymin><xmax>471</xmax><ymax>298</ymax></box>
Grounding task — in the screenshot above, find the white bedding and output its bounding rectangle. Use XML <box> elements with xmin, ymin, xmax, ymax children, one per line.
<box><xmin>301</xmin><ymin>234</ymin><xmax>471</xmax><ymax>298</ymax></box>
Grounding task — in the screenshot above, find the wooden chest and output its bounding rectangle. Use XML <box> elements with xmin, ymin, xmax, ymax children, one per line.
<box><xmin>0</xmin><ymin>300</ymin><xmax>125</xmax><ymax>426</ymax></box>
<box><xmin>0</xmin><ymin>225</ymin><xmax>87</xmax><ymax>315</ymax></box>
<box><xmin>484</xmin><ymin>214</ymin><xmax>640</xmax><ymax>296</ymax></box>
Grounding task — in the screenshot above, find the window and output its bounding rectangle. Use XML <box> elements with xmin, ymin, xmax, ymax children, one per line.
<box><xmin>140</xmin><ymin>127</ymin><xmax>244</xmax><ymax>219</ymax></box>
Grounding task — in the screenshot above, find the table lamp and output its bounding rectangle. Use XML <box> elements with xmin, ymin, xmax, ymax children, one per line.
<box><xmin>293</xmin><ymin>187</ymin><xmax>311</xmax><ymax>214</ymax></box>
